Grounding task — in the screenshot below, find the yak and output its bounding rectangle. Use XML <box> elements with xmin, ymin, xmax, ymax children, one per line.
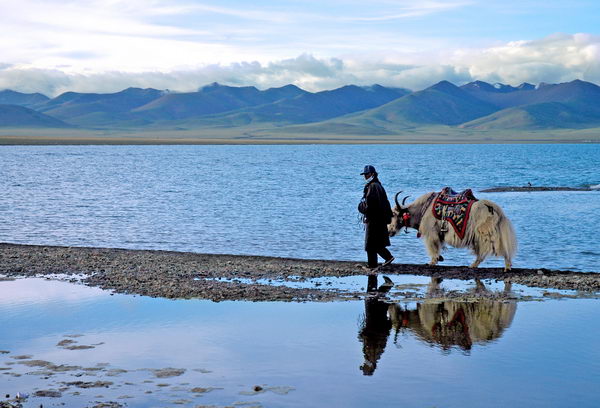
<box><xmin>388</xmin><ymin>188</ymin><xmax>517</xmax><ymax>271</ymax></box>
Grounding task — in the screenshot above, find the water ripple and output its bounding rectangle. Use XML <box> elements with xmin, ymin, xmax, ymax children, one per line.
<box><xmin>0</xmin><ymin>144</ymin><xmax>599</xmax><ymax>272</ymax></box>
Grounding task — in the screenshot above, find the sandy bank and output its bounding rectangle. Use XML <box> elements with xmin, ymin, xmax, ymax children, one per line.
<box><xmin>1</xmin><ymin>243</ymin><xmax>599</xmax><ymax>301</ymax></box>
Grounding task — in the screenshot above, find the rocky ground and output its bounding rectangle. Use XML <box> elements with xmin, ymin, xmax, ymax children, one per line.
<box><xmin>1</xmin><ymin>243</ymin><xmax>599</xmax><ymax>302</ymax></box>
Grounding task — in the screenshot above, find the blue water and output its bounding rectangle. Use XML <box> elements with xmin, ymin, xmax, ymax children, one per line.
<box><xmin>1</xmin><ymin>279</ymin><xmax>599</xmax><ymax>408</ymax></box>
<box><xmin>0</xmin><ymin>144</ymin><xmax>599</xmax><ymax>271</ymax></box>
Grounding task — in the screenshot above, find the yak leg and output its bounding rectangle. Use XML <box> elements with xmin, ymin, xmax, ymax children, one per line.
<box><xmin>424</xmin><ymin>236</ymin><xmax>443</xmax><ymax>266</ymax></box>
<box><xmin>504</xmin><ymin>257</ymin><xmax>512</xmax><ymax>271</ymax></box>
<box><xmin>474</xmin><ymin>278</ymin><xmax>488</xmax><ymax>293</ymax></box>
<box><xmin>470</xmin><ymin>253</ymin><xmax>485</xmax><ymax>268</ymax></box>
<box><xmin>470</xmin><ymin>216</ymin><xmax>496</xmax><ymax>269</ymax></box>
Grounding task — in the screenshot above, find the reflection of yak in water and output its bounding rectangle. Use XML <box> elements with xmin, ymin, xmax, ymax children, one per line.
<box><xmin>357</xmin><ymin>277</ymin><xmax>516</xmax><ymax>375</ymax></box>
<box><xmin>389</xmin><ymin>300</ymin><xmax>516</xmax><ymax>352</ymax></box>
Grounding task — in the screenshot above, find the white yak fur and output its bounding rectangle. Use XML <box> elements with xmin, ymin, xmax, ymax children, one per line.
<box><xmin>389</xmin><ymin>192</ymin><xmax>517</xmax><ymax>270</ymax></box>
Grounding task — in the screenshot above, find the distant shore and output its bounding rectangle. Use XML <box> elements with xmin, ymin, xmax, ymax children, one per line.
<box><xmin>481</xmin><ymin>186</ymin><xmax>597</xmax><ymax>192</ymax></box>
<box><xmin>1</xmin><ymin>243</ymin><xmax>599</xmax><ymax>301</ymax></box>
<box><xmin>0</xmin><ymin>126</ymin><xmax>599</xmax><ymax>145</ymax></box>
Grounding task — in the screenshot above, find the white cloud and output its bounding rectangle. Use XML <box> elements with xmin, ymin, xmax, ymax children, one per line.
<box><xmin>453</xmin><ymin>33</ymin><xmax>600</xmax><ymax>85</ymax></box>
<box><xmin>0</xmin><ymin>0</ymin><xmax>476</xmax><ymax>73</ymax></box>
<box><xmin>0</xmin><ymin>33</ymin><xmax>599</xmax><ymax>96</ymax></box>
<box><xmin>345</xmin><ymin>1</ymin><xmax>473</xmax><ymax>21</ymax></box>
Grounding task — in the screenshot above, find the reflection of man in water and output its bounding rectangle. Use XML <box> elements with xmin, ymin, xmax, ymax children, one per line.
<box><xmin>358</xmin><ymin>296</ymin><xmax>392</xmax><ymax>375</ymax></box>
<box><xmin>358</xmin><ymin>275</ymin><xmax>394</xmax><ymax>375</ymax></box>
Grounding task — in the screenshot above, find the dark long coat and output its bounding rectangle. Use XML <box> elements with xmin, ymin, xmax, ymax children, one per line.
<box><xmin>358</xmin><ymin>178</ymin><xmax>393</xmax><ymax>251</ymax></box>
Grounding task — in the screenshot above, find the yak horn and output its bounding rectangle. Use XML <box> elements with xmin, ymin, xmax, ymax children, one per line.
<box><xmin>402</xmin><ymin>195</ymin><xmax>410</xmax><ymax>206</ymax></box>
<box><xmin>394</xmin><ymin>191</ymin><xmax>403</xmax><ymax>207</ymax></box>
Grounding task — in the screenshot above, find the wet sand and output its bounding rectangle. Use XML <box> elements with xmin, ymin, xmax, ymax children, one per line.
<box><xmin>1</xmin><ymin>243</ymin><xmax>599</xmax><ymax>301</ymax></box>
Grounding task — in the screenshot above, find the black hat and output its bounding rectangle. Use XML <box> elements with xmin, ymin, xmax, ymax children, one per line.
<box><xmin>360</xmin><ymin>165</ymin><xmax>377</xmax><ymax>175</ymax></box>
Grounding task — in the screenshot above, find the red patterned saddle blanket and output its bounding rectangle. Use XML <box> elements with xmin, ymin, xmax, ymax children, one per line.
<box><xmin>432</xmin><ymin>187</ymin><xmax>478</xmax><ymax>239</ymax></box>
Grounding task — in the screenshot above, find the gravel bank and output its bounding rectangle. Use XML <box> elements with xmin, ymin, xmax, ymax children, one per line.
<box><xmin>1</xmin><ymin>243</ymin><xmax>599</xmax><ymax>301</ymax></box>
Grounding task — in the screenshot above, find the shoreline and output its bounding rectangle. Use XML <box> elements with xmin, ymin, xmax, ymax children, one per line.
<box><xmin>1</xmin><ymin>137</ymin><xmax>598</xmax><ymax>145</ymax></box>
<box><xmin>1</xmin><ymin>127</ymin><xmax>600</xmax><ymax>145</ymax></box>
<box><xmin>481</xmin><ymin>186</ymin><xmax>597</xmax><ymax>192</ymax></box>
<box><xmin>2</xmin><ymin>243</ymin><xmax>599</xmax><ymax>302</ymax></box>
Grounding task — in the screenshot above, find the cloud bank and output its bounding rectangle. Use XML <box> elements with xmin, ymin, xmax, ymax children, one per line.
<box><xmin>1</xmin><ymin>33</ymin><xmax>598</xmax><ymax>96</ymax></box>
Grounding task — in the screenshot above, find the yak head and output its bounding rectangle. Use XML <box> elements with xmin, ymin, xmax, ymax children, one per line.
<box><xmin>388</xmin><ymin>191</ymin><xmax>411</xmax><ymax>237</ymax></box>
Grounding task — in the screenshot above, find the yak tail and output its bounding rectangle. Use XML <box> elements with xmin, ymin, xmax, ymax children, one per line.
<box><xmin>471</xmin><ymin>200</ymin><xmax>517</xmax><ymax>267</ymax></box>
<box><xmin>497</xmin><ymin>214</ymin><xmax>517</xmax><ymax>264</ymax></box>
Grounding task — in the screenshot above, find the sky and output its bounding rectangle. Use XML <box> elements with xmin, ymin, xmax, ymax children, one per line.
<box><xmin>1</xmin><ymin>0</ymin><xmax>599</xmax><ymax>96</ymax></box>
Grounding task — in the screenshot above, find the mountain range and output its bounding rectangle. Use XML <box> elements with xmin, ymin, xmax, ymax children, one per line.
<box><xmin>1</xmin><ymin>79</ymin><xmax>599</xmax><ymax>133</ymax></box>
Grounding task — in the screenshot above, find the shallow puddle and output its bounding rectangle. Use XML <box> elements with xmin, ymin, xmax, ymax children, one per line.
<box><xmin>202</xmin><ymin>273</ymin><xmax>586</xmax><ymax>301</ymax></box>
<box><xmin>1</xmin><ymin>278</ymin><xmax>599</xmax><ymax>407</ymax></box>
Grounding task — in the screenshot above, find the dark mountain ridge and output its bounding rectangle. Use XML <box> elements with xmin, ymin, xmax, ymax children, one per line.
<box><xmin>130</xmin><ymin>83</ymin><xmax>308</xmax><ymax>121</ymax></box>
<box><xmin>0</xmin><ymin>104</ymin><xmax>71</xmax><ymax>128</ymax></box>
<box><xmin>188</xmin><ymin>84</ymin><xmax>411</xmax><ymax>127</ymax></box>
<box><xmin>0</xmin><ymin>79</ymin><xmax>598</xmax><ymax>131</ymax></box>
<box><xmin>0</xmin><ymin>90</ymin><xmax>50</xmax><ymax>108</ymax></box>
<box><xmin>460</xmin><ymin>79</ymin><xmax>600</xmax><ymax>109</ymax></box>
<box><xmin>38</xmin><ymin>88</ymin><xmax>165</xmax><ymax>116</ymax></box>
<box><xmin>459</xmin><ymin>79</ymin><xmax>600</xmax><ymax>129</ymax></box>
<box><xmin>347</xmin><ymin>80</ymin><xmax>498</xmax><ymax>127</ymax></box>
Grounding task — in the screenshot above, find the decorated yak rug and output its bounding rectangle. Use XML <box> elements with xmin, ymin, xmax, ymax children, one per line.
<box><xmin>432</xmin><ymin>187</ymin><xmax>478</xmax><ymax>239</ymax></box>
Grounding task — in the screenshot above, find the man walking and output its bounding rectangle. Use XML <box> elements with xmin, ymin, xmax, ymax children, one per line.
<box><xmin>358</xmin><ymin>165</ymin><xmax>395</xmax><ymax>270</ymax></box>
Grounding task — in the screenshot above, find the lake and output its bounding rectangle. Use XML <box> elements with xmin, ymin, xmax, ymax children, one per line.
<box><xmin>1</xmin><ymin>143</ymin><xmax>599</xmax><ymax>407</ymax></box>
<box><xmin>1</xmin><ymin>278</ymin><xmax>599</xmax><ymax>408</ymax></box>
<box><xmin>1</xmin><ymin>144</ymin><xmax>599</xmax><ymax>271</ymax></box>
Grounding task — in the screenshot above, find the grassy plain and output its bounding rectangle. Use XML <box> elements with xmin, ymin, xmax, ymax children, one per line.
<box><xmin>0</xmin><ymin>125</ymin><xmax>598</xmax><ymax>145</ymax></box>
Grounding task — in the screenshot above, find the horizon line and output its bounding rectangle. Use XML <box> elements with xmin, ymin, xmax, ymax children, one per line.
<box><xmin>1</xmin><ymin>78</ymin><xmax>597</xmax><ymax>98</ymax></box>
